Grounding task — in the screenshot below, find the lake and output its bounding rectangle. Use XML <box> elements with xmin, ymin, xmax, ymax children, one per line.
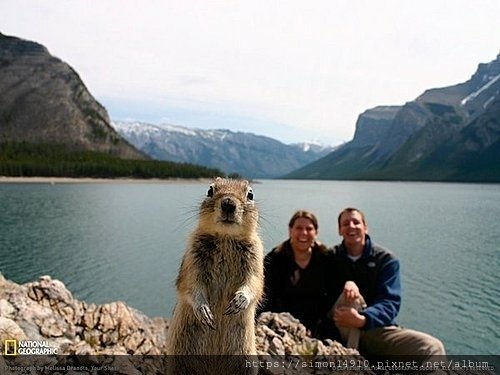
<box><xmin>0</xmin><ymin>179</ymin><xmax>498</xmax><ymax>355</ymax></box>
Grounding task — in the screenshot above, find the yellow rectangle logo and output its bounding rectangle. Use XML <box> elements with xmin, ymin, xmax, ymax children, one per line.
<box><xmin>3</xmin><ymin>339</ymin><xmax>18</xmax><ymax>356</ymax></box>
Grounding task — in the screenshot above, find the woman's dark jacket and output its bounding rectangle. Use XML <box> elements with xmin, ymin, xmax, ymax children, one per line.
<box><xmin>258</xmin><ymin>240</ymin><xmax>338</xmax><ymax>338</ymax></box>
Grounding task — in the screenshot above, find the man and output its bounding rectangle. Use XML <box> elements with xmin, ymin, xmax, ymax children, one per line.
<box><xmin>332</xmin><ymin>207</ymin><xmax>446</xmax><ymax>360</ymax></box>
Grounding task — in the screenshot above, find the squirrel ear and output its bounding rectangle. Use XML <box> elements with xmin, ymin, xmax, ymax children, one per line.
<box><xmin>246</xmin><ymin>187</ymin><xmax>254</xmax><ymax>201</ymax></box>
<box><xmin>207</xmin><ymin>184</ymin><xmax>215</xmax><ymax>197</ymax></box>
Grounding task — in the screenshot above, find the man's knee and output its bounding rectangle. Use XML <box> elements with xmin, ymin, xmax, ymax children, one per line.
<box><xmin>423</xmin><ymin>335</ymin><xmax>446</xmax><ymax>356</ymax></box>
<box><xmin>359</xmin><ymin>326</ymin><xmax>446</xmax><ymax>357</ymax></box>
<box><xmin>402</xmin><ymin>329</ymin><xmax>446</xmax><ymax>357</ymax></box>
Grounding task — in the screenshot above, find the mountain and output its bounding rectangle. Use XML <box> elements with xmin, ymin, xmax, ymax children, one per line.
<box><xmin>286</xmin><ymin>53</ymin><xmax>500</xmax><ymax>182</ymax></box>
<box><xmin>0</xmin><ymin>33</ymin><xmax>144</xmax><ymax>159</ymax></box>
<box><xmin>349</xmin><ymin>106</ymin><xmax>402</xmax><ymax>149</ymax></box>
<box><xmin>0</xmin><ymin>33</ymin><xmax>226</xmax><ymax>179</ymax></box>
<box><xmin>392</xmin><ymin>94</ymin><xmax>500</xmax><ymax>182</ymax></box>
<box><xmin>112</xmin><ymin>121</ymin><xmax>335</xmax><ymax>178</ymax></box>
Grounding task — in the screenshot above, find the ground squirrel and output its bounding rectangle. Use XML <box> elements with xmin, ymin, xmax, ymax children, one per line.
<box><xmin>167</xmin><ymin>177</ymin><xmax>264</xmax><ymax>374</ymax></box>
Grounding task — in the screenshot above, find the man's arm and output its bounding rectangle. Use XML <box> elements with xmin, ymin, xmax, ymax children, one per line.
<box><xmin>361</xmin><ymin>258</ymin><xmax>401</xmax><ymax>329</ymax></box>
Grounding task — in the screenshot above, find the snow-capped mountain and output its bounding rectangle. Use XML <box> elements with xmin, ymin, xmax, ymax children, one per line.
<box><xmin>111</xmin><ymin>121</ymin><xmax>334</xmax><ymax>178</ymax></box>
<box><xmin>286</xmin><ymin>52</ymin><xmax>500</xmax><ymax>182</ymax></box>
<box><xmin>292</xmin><ymin>140</ymin><xmax>335</xmax><ymax>153</ymax></box>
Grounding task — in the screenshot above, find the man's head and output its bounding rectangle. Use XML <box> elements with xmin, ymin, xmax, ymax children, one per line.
<box><xmin>337</xmin><ymin>208</ymin><xmax>368</xmax><ymax>251</ymax></box>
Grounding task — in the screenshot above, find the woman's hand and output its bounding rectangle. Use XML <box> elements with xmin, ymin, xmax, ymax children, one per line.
<box><xmin>343</xmin><ymin>281</ymin><xmax>360</xmax><ymax>302</ymax></box>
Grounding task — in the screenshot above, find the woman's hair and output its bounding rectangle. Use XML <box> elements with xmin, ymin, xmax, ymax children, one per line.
<box><xmin>288</xmin><ymin>210</ymin><xmax>319</xmax><ymax>230</ymax></box>
<box><xmin>337</xmin><ymin>207</ymin><xmax>367</xmax><ymax>228</ymax></box>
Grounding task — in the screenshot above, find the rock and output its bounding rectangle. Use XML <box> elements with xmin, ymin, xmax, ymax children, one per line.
<box><xmin>254</xmin><ymin>312</ymin><xmax>368</xmax><ymax>375</ymax></box>
<box><xmin>0</xmin><ymin>299</ymin><xmax>15</xmax><ymax>318</ymax></box>
<box><xmin>27</xmin><ymin>275</ymin><xmax>83</xmax><ymax>325</ymax></box>
<box><xmin>0</xmin><ymin>317</ymin><xmax>27</xmax><ymax>342</ymax></box>
<box><xmin>0</xmin><ymin>274</ymin><xmax>169</xmax><ymax>357</ymax></box>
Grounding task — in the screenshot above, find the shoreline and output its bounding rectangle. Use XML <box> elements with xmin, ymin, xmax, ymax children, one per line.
<box><xmin>0</xmin><ymin>176</ymin><xmax>213</xmax><ymax>184</ymax></box>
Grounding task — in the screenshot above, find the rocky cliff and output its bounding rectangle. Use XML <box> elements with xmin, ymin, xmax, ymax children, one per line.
<box><xmin>0</xmin><ymin>33</ymin><xmax>145</xmax><ymax>160</ymax></box>
<box><xmin>349</xmin><ymin>106</ymin><xmax>401</xmax><ymax>149</ymax></box>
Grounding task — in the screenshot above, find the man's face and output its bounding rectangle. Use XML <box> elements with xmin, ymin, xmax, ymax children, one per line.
<box><xmin>338</xmin><ymin>210</ymin><xmax>367</xmax><ymax>248</ymax></box>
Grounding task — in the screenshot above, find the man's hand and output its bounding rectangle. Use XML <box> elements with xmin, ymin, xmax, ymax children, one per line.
<box><xmin>334</xmin><ymin>306</ymin><xmax>366</xmax><ymax>328</ymax></box>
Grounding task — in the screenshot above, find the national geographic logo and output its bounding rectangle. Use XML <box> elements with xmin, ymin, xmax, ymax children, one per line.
<box><xmin>2</xmin><ymin>339</ymin><xmax>17</xmax><ymax>356</ymax></box>
<box><xmin>2</xmin><ymin>340</ymin><xmax>57</xmax><ymax>355</ymax></box>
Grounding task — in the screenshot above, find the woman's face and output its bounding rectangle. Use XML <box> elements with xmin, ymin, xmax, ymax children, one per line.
<box><xmin>289</xmin><ymin>217</ymin><xmax>317</xmax><ymax>253</ymax></box>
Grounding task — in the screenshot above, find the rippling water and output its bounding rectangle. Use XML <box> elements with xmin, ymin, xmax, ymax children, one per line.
<box><xmin>0</xmin><ymin>180</ymin><xmax>498</xmax><ymax>355</ymax></box>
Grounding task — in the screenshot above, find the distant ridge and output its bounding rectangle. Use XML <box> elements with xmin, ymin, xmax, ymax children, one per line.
<box><xmin>285</xmin><ymin>53</ymin><xmax>500</xmax><ymax>182</ymax></box>
<box><xmin>112</xmin><ymin>121</ymin><xmax>335</xmax><ymax>178</ymax></box>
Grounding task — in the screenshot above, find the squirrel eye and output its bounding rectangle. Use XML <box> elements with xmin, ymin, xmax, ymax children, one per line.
<box><xmin>207</xmin><ymin>184</ymin><xmax>214</xmax><ymax>197</ymax></box>
<box><xmin>247</xmin><ymin>188</ymin><xmax>254</xmax><ymax>201</ymax></box>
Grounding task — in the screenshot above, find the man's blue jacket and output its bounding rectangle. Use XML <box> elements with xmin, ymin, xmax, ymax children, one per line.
<box><xmin>332</xmin><ymin>235</ymin><xmax>402</xmax><ymax>329</ymax></box>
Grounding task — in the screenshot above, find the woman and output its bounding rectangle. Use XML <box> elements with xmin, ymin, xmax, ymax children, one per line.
<box><xmin>259</xmin><ymin>210</ymin><xmax>338</xmax><ymax>338</ymax></box>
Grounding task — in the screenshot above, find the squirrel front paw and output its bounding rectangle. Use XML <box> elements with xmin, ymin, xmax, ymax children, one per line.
<box><xmin>224</xmin><ymin>291</ymin><xmax>250</xmax><ymax>315</ymax></box>
<box><xmin>195</xmin><ymin>303</ymin><xmax>216</xmax><ymax>329</ymax></box>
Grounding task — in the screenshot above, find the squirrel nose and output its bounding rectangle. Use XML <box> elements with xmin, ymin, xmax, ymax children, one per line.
<box><xmin>221</xmin><ymin>198</ymin><xmax>236</xmax><ymax>214</ymax></box>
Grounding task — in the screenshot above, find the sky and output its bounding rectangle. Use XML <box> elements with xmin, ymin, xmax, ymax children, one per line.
<box><xmin>1</xmin><ymin>1</ymin><xmax>500</xmax><ymax>146</ymax></box>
